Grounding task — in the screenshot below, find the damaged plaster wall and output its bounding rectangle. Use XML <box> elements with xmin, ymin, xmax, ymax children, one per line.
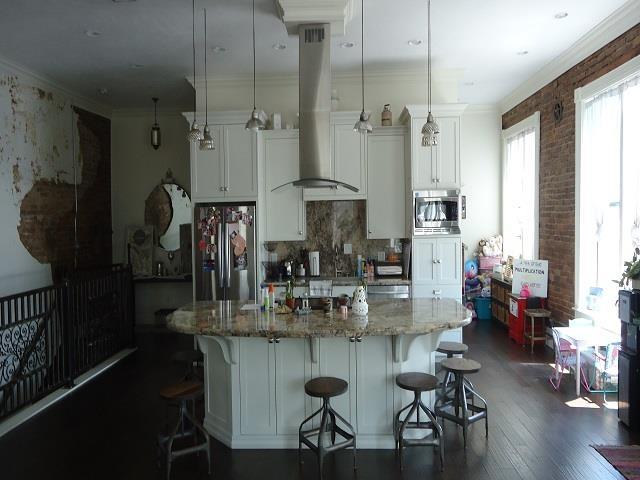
<box><xmin>0</xmin><ymin>61</ymin><xmax>110</xmax><ymax>296</ymax></box>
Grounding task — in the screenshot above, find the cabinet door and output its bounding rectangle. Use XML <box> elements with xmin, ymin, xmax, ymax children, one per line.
<box><xmin>410</xmin><ymin>119</ymin><xmax>438</xmax><ymax>191</ymax></box>
<box><xmin>355</xmin><ymin>336</ymin><xmax>393</xmax><ymax>434</ymax></box>
<box><xmin>366</xmin><ymin>133</ymin><xmax>405</xmax><ymax>239</ymax></box>
<box><xmin>224</xmin><ymin>124</ymin><xmax>257</xmax><ymax>198</ymax></box>
<box><xmin>191</xmin><ymin>125</ymin><xmax>224</xmax><ymax>199</ymax></box>
<box><xmin>317</xmin><ymin>338</ymin><xmax>356</xmax><ymax>426</ymax></box>
<box><xmin>264</xmin><ymin>134</ymin><xmax>305</xmax><ymax>241</ymax></box>
<box><xmin>437</xmin><ymin>237</ymin><xmax>461</xmax><ymax>285</ymax></box>
<box><xmin>334</xmin><ymin>123</ymin><xmax>366</xmax><ymax>198</ymax></box>
<box><xmin>275</xmin><ymin>338</ymin><xmax>312</xmax><ymax>435</ymax></box>
<box><xmin>238</xmin><ymin>338</ymin><xmax>276</xmax><ymax>435</ymax></box>
<box><xmin>412</xmin><ymin>238</ymin><xmax>437</xmax><ymax>284</ymax></box>
<box><xmin>435</xmin><ymin>117</ymin><xmax>460</xmax><ymax>188</ymax></box>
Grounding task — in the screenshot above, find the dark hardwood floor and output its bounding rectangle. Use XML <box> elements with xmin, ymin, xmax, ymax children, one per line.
<box><xmin>1</xmin><ymin>320</ymin><xmax>637</xmax><ymax>480</ymax></box>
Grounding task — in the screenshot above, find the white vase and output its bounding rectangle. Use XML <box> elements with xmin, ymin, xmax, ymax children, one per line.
<box><xmin>352</xmin><ymin>286</ymin><xmax>369</xmax><ymax>316</ymax></box>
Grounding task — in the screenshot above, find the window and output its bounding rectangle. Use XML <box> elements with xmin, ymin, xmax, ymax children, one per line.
<box><xmin>502</xmin><ymin>112</ymin><xmax>540</xmax><ymax>260</ymax></box>
<box><xmin>576</xmin><ymin>56</ymin><xmax>640</xmax><ymax>318</ymax></box>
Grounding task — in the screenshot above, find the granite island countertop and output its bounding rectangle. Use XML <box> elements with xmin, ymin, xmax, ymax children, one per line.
<box><xmin>261</xmin><ymin>276</ymin><xmax>411</xmax><ymax>287</ymax></box>
<box><xmin>167</xmin><ymin>298</ymin><xmax>471</xmax><ymax>338</ymax></box>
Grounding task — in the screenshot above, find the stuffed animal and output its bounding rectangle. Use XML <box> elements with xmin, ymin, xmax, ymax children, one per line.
<box><xmin>477</xmin><ymin>235</ymin><xmax>503</xmax><ymax>258</ymax></box>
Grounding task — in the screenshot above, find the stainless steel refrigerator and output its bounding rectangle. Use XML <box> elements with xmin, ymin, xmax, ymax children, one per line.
<box><xmin>194</xmin><ymin>202</ymin><xmax>257</xmax><ymax>302</ymax></box>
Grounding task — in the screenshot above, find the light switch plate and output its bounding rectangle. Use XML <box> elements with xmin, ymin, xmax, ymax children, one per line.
<box><xmin>344</xmin><ymin>243</ymin><xmax>352</xmax><ymax>254</ymax></box>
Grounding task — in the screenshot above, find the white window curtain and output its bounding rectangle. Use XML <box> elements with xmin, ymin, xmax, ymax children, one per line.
<box><xmin>504</xmin><ymin>128</ymin><xmax>536</xmax><ymax>259</ymax></box>
<box><xmin>579</xmin><ymin>74</ymin><xmax>640</xmax><ymax>312</ymax></box>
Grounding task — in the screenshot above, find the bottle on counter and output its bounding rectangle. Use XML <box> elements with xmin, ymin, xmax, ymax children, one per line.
<box><xmin>356</xmin><ymin>255</ymin><xmax>363</xmax><ymax>277</ymax></box>
<box><xmin>381</xmin><ymin>104</ymin><xmax>392</xmax><ymax>126</ymax></box>
<box><xmin>268</xmin><ymin>284</ymin><xmax>276</xmax><ymax>310</ymax></box>
<box><xmin>262</xmin><ymin>287</ymin><xmax>270</xmax><ymax>311</ymax></box>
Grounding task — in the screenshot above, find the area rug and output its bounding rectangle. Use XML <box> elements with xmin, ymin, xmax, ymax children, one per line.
<box><xmin>593</xmin><ymin>445</ymin><xmax>640</xmax><ymax>480</ymax></box>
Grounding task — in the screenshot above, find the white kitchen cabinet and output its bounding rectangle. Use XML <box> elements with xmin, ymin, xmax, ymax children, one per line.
<box><xmin>412</xmin><ymin>236</ymin><xmax>462</xmax><ymax>300</ymax></box>
<box><xmin>304</xmin><ymin>114</ymin><xmax>366</xmax><ymax>201</ymax></box>
<box><xmin>238</xmin><ymin>337</ymin><xmax>276</xmax><ymax>435</ymax></box>
<box><xmin>400</xmin><ymin>105</ymin><xmax>467</xmax><ymax>191</ymax></box>
<box><xmin>366</xmin><ymin>128</ymin><xmax>406</xmax><ymax>239</ymax></box>
<box><xmin>189</xmin><ymin>116</ymin><xmax>258</xmax><ymax>201</ymax></box>
<box><xmin>262</xmin><ymin>131</ymin><xmax>306</xmax><ymax>241</ymax></box>
<box><xmin>316</xmin><ymin>338</ymin><xmax>357</xmax><ymax>426</ymax></box>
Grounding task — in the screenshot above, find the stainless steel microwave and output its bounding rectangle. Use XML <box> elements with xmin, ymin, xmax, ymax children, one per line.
<box><xmin>413</xmin><ymin>190</ymin><xmax>461</xmax><ymax>235</ymax></box>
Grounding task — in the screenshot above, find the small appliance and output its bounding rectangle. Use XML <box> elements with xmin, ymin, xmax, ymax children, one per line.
<box><xmin>309</xmin><ymin>251</ymin><xmax>320</xmax><ymax>277</ymax></box>
<box><xmin>413</xmin><ymin>190</ymin><xmax>461</xmax><ymax>235</ymax></box>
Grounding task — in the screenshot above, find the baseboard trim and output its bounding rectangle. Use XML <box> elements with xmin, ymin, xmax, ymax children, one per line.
<box><xmin>0</xmin><ymin>347</ymin><xmax>137</xmax><ymax>438</ymax></box>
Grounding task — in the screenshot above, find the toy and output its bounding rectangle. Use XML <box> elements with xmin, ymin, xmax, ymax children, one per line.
<box><xmin>352</xmin><ymin>286</ymin><xmax>369</xmax><ymax>316</ymax></box>
<box><xmin>519</xmin><ymin>284</ymin><xmax>531</xmax><ymax>298</ymax></box>
<box><xmin>465</xmin><ymin>301</ymin><xmax>477</xmax><ymax>320</ymax></box>
<box><xmin>476</xmin><ymin>234</ymin><xmax>504</xmax><ymax>258</ymax></box>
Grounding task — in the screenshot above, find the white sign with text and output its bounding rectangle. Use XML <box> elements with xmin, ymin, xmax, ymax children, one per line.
<box><xmin>511</xmin><ymin>259</ymin><xmax>549</xmax><ymax>298</ymax></box>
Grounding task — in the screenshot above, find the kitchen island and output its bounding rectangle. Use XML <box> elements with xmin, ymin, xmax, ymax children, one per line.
<box><xmin>167</xmin><ymin>298</ymin><xmax>471</xmax><ymax>449</ymax></box>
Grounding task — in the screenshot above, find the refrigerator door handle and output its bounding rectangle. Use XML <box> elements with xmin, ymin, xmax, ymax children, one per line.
<box><xmin>217</xmin><ymin>223</ymin><xmax>224</xmax><ymax>287</ymax></box>
<box><xmin>225</xmin><ymin>223</ymin><xmax>232</xmax><ymax>288</ymax></box>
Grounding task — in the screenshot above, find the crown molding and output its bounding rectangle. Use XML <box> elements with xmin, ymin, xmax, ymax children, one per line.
<box><xmin>499</xmin><ymin>0</ymin><xmax>640</xmax><ymax>115</ymax></box>
<box><xmin>275</xmin><ymin>0</ymin><xmax>355</xmax><ymax>36</ymax></box>
<box><xmin>0</xmin><ymin>54</ymin><xmax>112</xmax><ymax>118</ymax></box>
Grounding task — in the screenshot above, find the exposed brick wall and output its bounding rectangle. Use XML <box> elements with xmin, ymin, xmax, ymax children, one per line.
<box><xmin>502</xmin><ymin>24</ymin><xmax>640</xmax><ymax>323</ymax></box>
<box><xmin>17</xmin><ymin>107</ymin><xmax>112</xmax><ymax>279</ymax></box>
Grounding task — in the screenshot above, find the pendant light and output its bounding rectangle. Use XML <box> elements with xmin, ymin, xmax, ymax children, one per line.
<box><xmin>199</xmin><ymin>8</ymin><xmax>215</xmax><ymax>150</ymax></box>
<box><xmin>187</xmin><ymin>0</ymin><xmax>202</xmax><ymax>142</ymax></box>
<box><xmin>421</xmin><ymin>0</ymin><xmax>439</xmax><ymax>147</ymax></box>
<box><xmin>353</xmin><ymin>0</ymin><xmax>372</xmax><ymax>134</ymax></box>
<box><xmin>245</xmin><ymin>0</ymin><xmax>265</xmax><ymax>132</ymax></box>
<box><xmin>150</xmin><ymin>97</ymin><xmax>161</xmax><ymax>150</ymax></box>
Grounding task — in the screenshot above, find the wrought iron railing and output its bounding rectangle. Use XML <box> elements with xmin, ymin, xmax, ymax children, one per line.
<box><xmin>0</xmin><ymin>265</ymin><xmax>134</xmax><ymax>420</ymax></box>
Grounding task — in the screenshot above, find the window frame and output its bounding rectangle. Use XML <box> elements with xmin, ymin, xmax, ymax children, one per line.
<box><xmin>501</xmin><ymin>111</ymin><xmax>540</xmax><ymax>260</ymax></box>
<box><xmin>574</xmin><ymin>54</ymin><xmax>640</xmax><ymax>313</ymax></box>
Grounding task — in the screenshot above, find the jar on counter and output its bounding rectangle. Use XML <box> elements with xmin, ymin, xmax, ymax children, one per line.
<box><xmin>381</xmin><ymin>104</ymin><xmax>392</xmax><ymax>126</ymax></box>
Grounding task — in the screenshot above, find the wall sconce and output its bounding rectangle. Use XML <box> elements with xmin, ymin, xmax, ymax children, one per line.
<box><xmin>151</xmin><ymin>97</ymin><xmax>161</xmax><ymax>150</ymax></box>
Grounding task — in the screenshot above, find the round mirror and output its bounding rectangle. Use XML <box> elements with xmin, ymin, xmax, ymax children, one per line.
<box><xmin>144</xmin><ymin>182</ymin><xmax>191</xmax><ymax>251</ymax></box>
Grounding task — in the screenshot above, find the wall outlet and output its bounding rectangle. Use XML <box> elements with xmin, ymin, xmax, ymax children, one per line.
<box><xmin>343</xmin><ymin>243</ymin><xmax>352</xmax><ymax>254</ymax></box>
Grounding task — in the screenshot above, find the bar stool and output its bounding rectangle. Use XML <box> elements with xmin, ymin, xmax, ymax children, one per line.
<box><xmin>524</xmin><ymin>309</ymin><xmax>551</xmax><ymax>353</ymax></box>
<box><xmin>435</xmin><ymin>358</ymin><xmax>488</xmax><ymax>449</ymax></box>
<box><xmin>436</xmin><ymin>341</ymin><xmax>469</xmax><ymax>393</ymax></box>
<box><xmin>158</xmin><ymin>381</ymin><xmax>211</xmax><ymax>480</ymax></box>
<box><xmin>298</xmin><ymin>377</ymin><xmax>356</xmax><ymax>479</ymax></box>
<box><xmin>394</xmin><ymin>372</ymin><xmax>444</xmax><ymax>471</ymax></box>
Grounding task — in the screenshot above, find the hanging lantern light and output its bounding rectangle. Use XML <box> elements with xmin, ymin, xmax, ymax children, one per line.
<box><xmin>150</xmin><ymin>97</ymin><xmax>161</xmax><ymax>150</ymax></box>
<box><xmin>245</xmin><ymin>0</ymin><xmax>265</xmax><ymax>132</ymax></box>
<box><xmin>187</xmin><ymin>0</ymin><xmax>202</xmax><ymax>142</ymax></box>
<box><xmin>353</xmin><ymin>0</ymin><xmax>372</xmax><ymax>134</ymax></box>
<box><xmin>199</xmin><ymin>8</ymin><xmax>215</xmax><ymax>150</ymax></box>
<box><xmin>421</xmin><ymin>0</ymin><xmax>439</xmax><ymax>147</ymax></box>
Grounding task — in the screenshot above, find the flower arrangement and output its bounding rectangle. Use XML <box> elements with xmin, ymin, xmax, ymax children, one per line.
<box><xmin>617</xmin><ymin>247</ymin><xmax>640</xmax><ymax>288</ymax></box>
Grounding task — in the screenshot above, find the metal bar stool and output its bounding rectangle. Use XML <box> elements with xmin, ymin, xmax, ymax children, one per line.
<box><xmin>435</xmin><ymin>357</ymin><xmax>488</xmax><ymax>449</ymax></box>
<box><xmin>158</xmin><ymin>381</ymin><xmax>211</xmax><ymax>480</ymax></box>
<box><xmin>298</xmin><ymin>377</ymin><xmax>356</xmax><ymax>479</ymax></box>
<box><xmin>523</xmin><ymin>309</ymin><xmax>551</xmax><ymax>353</ymax></box>
<box><xmin>171</xmin><ymin>349</ymin><xmax>204</xmax><ymax>381</ymax></box>
<box><xmin>436</xmin><ymin>341</ymin><xmax>469</xmax><ymax>396</ymax></box>
<box><xmin>394</xmin><ymin>372</ymin><xmax>444</xmax><ymax>471</ymax></box>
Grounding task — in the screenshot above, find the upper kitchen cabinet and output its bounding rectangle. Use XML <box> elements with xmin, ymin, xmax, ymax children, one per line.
<box><xmin>400</xmin><ymin>105</ymin><xmax>467</xmax><ymax>191</ymax></box>
<box><xmin>303</xmin><ymin>113</ymin><xmax>367</xmax><ymax>201</ymax></box>
<box><xmin>262</xmin><ymin>130</ymin><xmax>306</xmax><ymax>242</ymax></box>
<box><xmin>188</xmin><ymin>112</ymin><xmax>258</xmax><ymax>202</ymax></box>
<box><xmin>366</xmin><ymin>127</ymin><xmax>406</xmax><ymax>239</ymax></box>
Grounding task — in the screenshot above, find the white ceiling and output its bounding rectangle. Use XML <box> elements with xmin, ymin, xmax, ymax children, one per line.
<box><xmin>0</xmin><ymin>0</ymin><xmax>631</xmax><ymax>109</ymax></box>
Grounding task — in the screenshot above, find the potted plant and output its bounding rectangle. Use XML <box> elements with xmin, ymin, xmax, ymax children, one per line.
<box><xmin>617</xmin><ymin>247</ymin><xmax>640</xmax><ymax>289</ymax></box>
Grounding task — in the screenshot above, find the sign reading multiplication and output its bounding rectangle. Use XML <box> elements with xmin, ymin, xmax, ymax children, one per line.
<box><xmin>511</xmin><ymin>259</ymin><xmax>549</xmax><ymax>298</ymax></box>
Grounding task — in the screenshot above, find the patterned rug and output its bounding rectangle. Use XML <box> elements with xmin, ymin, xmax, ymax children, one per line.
<box><xmin>593</xmin><ymin>445</ymin><xmax>640</xmax><ymax>480</ymax></box>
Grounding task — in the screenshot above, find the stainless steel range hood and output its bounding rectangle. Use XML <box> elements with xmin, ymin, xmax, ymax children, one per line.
<box><xmin>274</xmin><ymin>23</ymin><xmax>358</xmax><ymax>193</ymax></box>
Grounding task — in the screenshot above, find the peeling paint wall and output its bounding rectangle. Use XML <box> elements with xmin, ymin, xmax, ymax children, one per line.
<box><xmin>0</xmin><ymin>63</ymin><xmax>111</xmax><ymax>296</ymax></box>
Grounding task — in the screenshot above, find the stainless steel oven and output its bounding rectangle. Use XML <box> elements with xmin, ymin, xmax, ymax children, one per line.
<box><xmin>413</xmin><ymin>190</ymin><xmax>461</xmax><ymax>235</ymax></box>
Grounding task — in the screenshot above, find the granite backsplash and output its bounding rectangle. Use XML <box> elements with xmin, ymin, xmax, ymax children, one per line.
<box><xmin>264</xmin><ymin>200</ymin><xmax>406</xmax><ymax>277</ymax></box>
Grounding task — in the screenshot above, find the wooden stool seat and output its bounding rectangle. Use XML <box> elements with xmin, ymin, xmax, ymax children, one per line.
<box><xmin>437</xmin><ymin>341</ymin><xmax>468</xmax><ymax>356</ymax></box>
<box><xmin>396</xmin><ymin>372</ymin><xmax>439</xmax><ymax>392</ymax></box>
<box><xmin>304</xmin><ymin>377</ymin><xmax>348</xmax><ymax>398</ymax></box>
<box><xmin>441</xmin><ymin>357</ymin><xmax>481</xmax><ymax>374</ymax></box>
<box><xmin>159</xmin><ymin>380</ymin><xmax>203</xmax><ymax>401</ymax></box>
<box><xmin>524</xmin><ymin>309</ymin><xmax>551</xmax><ymax>353</ymax></box>
<box><xmin>524</xmin><ymin>309</ymin><xmax>551</xmax><ymax>318</ymax></box>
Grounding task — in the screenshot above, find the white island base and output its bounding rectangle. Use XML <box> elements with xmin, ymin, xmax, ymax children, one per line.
<box><xmin>196</xmin><ymin>332</ymin><xmax>447</xmax><ymax>449</ymax></box>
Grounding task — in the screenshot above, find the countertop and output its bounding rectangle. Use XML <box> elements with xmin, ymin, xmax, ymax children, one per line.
<box><xmin>261</xmin><ymin>276</ymin><xmax>411</xmax><ymax>287</ymax></box>
<box><xmin>166</xmin><ymin>298</ymin><xmax>471</xmax><ymax>338</ymax></box>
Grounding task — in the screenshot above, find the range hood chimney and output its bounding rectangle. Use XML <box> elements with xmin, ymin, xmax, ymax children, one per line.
<box><xmin>276</xmin><ymin>23</ymin><xmax>358</xmax><ymax>192</ymax></box>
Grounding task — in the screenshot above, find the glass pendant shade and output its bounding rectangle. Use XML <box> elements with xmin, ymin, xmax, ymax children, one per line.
<box><xmin>245</xmin><ymin>109</ymin><xmax>265</xmax><ymax>132</ymax></box>
<box><xmin>151</xmin><ymin>123</ymin><xmax>161</xmax><ymax>150</ymax></box>
<box><xmin>187</xmin><ymin>120</ymin><xmax>203</xmax><ymax>141</ymax></box>
<box><xmin>199</xmin><ymin>124</ymin><xmax>215</xmax><ymax>150</ymax></box>
<box><xmin>421</xmin><ymin>112</ymin><xmax>440</xmax><ymax>147</ymax></box>
<box><xmin>353</xmin><ymin>110</ymin><xmax>373</xmax><ymax>134</ymax></box>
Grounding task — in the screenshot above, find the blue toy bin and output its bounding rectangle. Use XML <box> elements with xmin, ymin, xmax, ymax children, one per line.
<box><xmin>474</xmin><ymin>297</ymin><xmax>492</xmax><ymax>320</ymax></box>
